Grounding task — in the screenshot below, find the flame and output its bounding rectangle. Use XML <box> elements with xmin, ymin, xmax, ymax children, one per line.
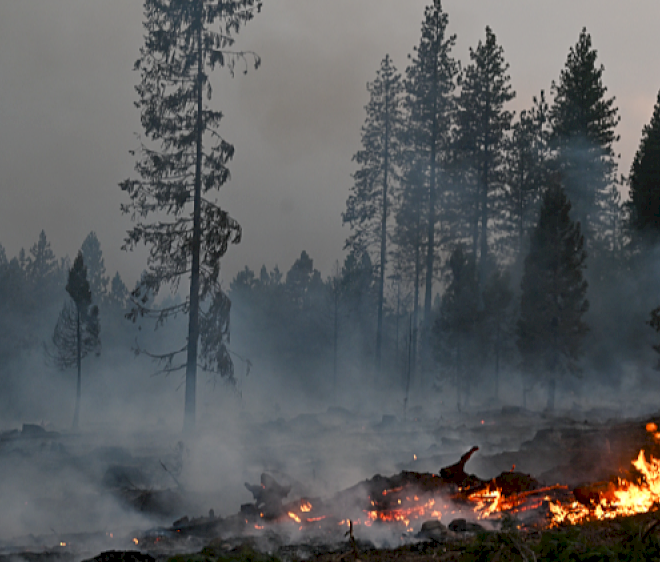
<box><xmin>59</xmin><ymin>542</ymin><xmax>66</xmax><ymax>547</ymax></box>
<box><xmin>254</xmin><ymin>525</ymin><xmax>264</xmax><ymax>530</ymax></box>
<box><xmin>133</xmin><ymin>538</ymin><xmax>139</xmax><ymax>545</ymax></box>
<box><xmin>300</xmin><ymin>500</ymin><xmax>313</xmax><ymax>512</ymax></box>
<box><xmin>646</xmin><ymin>422</ymin><xmax>657</xmax><ymax>433</ymax></box>
<box><xmin>288</xmin><ymin>512</ymin><xmax>302</xmax><ymax>523</ymax></box>
<box><xmin>549</xmin><ymin>450</ymin><xmax>660</xmax><ymax>526</ymax></box>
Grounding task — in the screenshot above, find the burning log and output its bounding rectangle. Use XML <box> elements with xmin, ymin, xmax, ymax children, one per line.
<box><xmin>439</xmin><ymin>446</ymin><xmax>481</xmax><ymax>488</ymax></box>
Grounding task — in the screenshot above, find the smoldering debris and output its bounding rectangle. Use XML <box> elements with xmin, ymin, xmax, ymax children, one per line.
<box><xmin>2</xmin><ymin>405</ymin><xmax>660</xmax><ymax>559</ymax></box>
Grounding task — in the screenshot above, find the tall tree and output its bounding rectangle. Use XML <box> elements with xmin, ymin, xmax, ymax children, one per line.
<box><xmin>455</xmin><ymin>26</ymin><xmax>515</xmax><ymax>279</ymax></box>
<box><xmin>343</xmin><ymin>54</ymin><xmax>404</xmax><ymax>376</ymax></box>
<box><xmin>405</xmin><ymin>1</ymin><xmax>459</xmax><ymax>335</ymax></box>
<box><xmin>391</xmin><ymin>157</ymin><xmax>429</xmax><ymax>382</ymax></box>
<box><xmin>81</xmin><ymin>232</ymin><xmax>109</xmax><ymax>304</ymax></box>
<box><xmin>629</xmin><ymin>89</ymin><xmax>660</xmax><ymax>238</ymax></box>
<box><xmin>549</xmin><ymin>28</ymin><xmax>620</xmax><ymax>249</ymax></box>
<box><xmin>517</xmin><ymin>180</ymin><xmax>589</xmax><ymax>411</ymax></box>
<box><xmin>120</xmin><ymin>0</ymin><xmax>261</xmax><ymax>432</ymax></box>
<box><xmin>504</xmin><ymin>91</ymin><xmax>550</xmax><ymax>260</ymax></box>
<box><xmin>49</xmin><ymin>252</ymin><xmax>101</xmax><ymax>429</ymax></box>
<box><xmin>433</xmin><ymin>244</ymin><xmax>480</xmax><ymax>409</ymax></box>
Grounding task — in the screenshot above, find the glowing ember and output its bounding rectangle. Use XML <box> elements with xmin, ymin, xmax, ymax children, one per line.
<box><xmin>300</xmin><ymin>500</ymin><xmax>313</xmax><ymax>512</ymax></box>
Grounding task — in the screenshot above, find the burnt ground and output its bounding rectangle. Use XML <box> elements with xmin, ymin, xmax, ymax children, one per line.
<box><xmin>2</xmin><ymin>405</ymin><xmax>660</xmax><ymax>561</ymax></box>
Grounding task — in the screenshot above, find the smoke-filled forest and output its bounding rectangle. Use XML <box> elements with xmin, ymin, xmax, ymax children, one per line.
<box><xmin>2</xmin><ymin>3</ymin><xmax>660</xmax><ymax>426</ymax></box>
<box><xmin>3</xmin><ymin>1</ymin><xmax>660</xmax><ymax>557</ymax></box>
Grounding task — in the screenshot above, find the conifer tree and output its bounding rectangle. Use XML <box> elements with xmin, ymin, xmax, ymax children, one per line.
<box><xmin>454</xmin><ymin>26</ymin><xmax>515</xmax><ymax>278</ymax></box>
<box><xmin>120</xmin><ymin>0</ymin><xmax>262</xmax><ymax>432</ymax></box>
<box><xmin>629</xmin><ymin>89</ymin><xmax>660</xmax><ymax>237</ymax></box>
<box><xmin>49</xmin><ymin>252</ymin><xmax>101</xmax><ymax>429</ymax></box>
<box><xmin>518</xmin><ymin>180</ymin><xmax>589</xmax><ymax>411</ymax></box>
<box><xmin>504</xmin><ymin>91</ymin><xmax>550</xmax><ymax>259</ymax></box>
<box><xmin>404</xmin><ymin>1</ymin><xmax>459</xmax><ymax>334</ymax></box>
<box><xmin>343</xmin><ymin>54</ymin><xmax>404</xmax><ymax>376</ymax></box>
<box><xmin>81</xmin><ymin>231</ymin><xmax>109</xmax><ymax>304</ymax></box>
<box><xmin>549</xmin><ymin>28</ymin><xmax>620</xmax><ymax>249</ymax></box>
<box><xmin>26</xmin><ymin>230</ymin><xmax>60</xmax><ymax>305</ymax></box>
<box><xmin>391</xmin><ymin>159</ymin><xmax>425</xmax><ymax>370</ymax></box>
<box><xmin>433</xmin><ymin>244</ymin><xmax>479</xmax><ymax>408</ymax></box>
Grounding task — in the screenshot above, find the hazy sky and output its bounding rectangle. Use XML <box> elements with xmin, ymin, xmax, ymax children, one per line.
<box><xmin>0</xmin><ymin>0</ymin><xmax>659</xmax><ymax>288</ymax></box>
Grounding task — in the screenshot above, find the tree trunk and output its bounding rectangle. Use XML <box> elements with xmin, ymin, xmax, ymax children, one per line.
<box><xmin>375</xmin><ymin>83</ymin><xmax>390</xmax><ymax>377</ymax></box>
<box><xmin>72</xmin><ymin>307</ymin><xmax>82</xmax><ymax>430</ymax></box>
<box><xmin>184</xmin><ymin>15</ymin><xmax>204</xmax><ymax>435</ymax></box>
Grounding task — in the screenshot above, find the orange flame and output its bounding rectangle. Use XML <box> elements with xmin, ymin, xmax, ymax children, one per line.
<box><xmin>288</xmin><ymin>512</ymin><xmax>302</xmax><ymax>523</ymax></box>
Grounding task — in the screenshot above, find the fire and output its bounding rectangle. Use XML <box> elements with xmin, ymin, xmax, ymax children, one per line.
<box><xmin>133</xmin><ymin>538</ymin><xmax>139</xmax><ymax>545</ymax></box>
<box><xmin>288</xmin><ymin>512</ymin><xmax>302</xmax><ymax>523</ymax></box>
<box><xmin>549</xmin><ymin>450</ymin><xmax>660</xmax><ymax>526</ymax></box>
<box><xmin>366</xmin><ymin>496</ymin><xmax>440</xmax><ymax>528</ymax></box>
<box><xmin>300</xmin><ymin>500</ymin><xmax>313</xmax><ymax>512</ymax></box>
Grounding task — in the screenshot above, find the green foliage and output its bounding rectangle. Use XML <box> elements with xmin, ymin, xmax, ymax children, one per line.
<box><xmin>344</xmin><ymin>54</ymin><xmax>404</xmax><ymax>257</ymax></box>
<box><xmin>454</xmin><ymin>25</ymin><xmax>515</xmax><ymax>271</ymax></box>
<box><xmin>51</xmin><ymin>252</ymin><xmax>101</xmax><ymax>371</ymax></box>
<box><xmin>518</xmin><ymin>180</ymin><xmax>588</xmax><ymax>407</ymax></box>
<box><xmin>504</xmin><ymin>91</ymin><xmax>551</xmax><ymax>259</ymax></box>
<box><xmin>549</xmin><ymin>28</ymin><xmax>620</xmax><ymax>247</ymax></box>
<box><xmin>81</xmin><ymin>231</ymin><xmax>109</xmax><ymax>303</ymax></box>
<box><xmin>120</xmin><ymin>0</ymin><xmax>262</xmax><ymax>423</ymax></box>
<box><xmin>629</xmin><ymin>90</ymin><xmax>660</xmax><ymax>237</ymax></box>
<box><xmin>404</xmin><ymin>1</ymin><xmax>460</xmax><ymax>325</ymax></box>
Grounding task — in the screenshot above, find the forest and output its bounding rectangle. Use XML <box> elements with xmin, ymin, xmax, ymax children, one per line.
<box><xmin>1</xmin><ymin>2</ymin><xmax>660</xmax><ymax>427</ymax></box>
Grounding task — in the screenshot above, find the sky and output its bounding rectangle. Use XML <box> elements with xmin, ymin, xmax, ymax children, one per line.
<box><xmin>0</xmin><ymin>0</ymin><xmax>659</xmax><ymax>289</ymax></box>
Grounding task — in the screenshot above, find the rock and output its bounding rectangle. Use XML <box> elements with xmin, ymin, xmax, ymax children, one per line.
<box><xmin>447</xmin><ymin>518</ymin><xmax>484</xmax><ymax>533</ymax></box>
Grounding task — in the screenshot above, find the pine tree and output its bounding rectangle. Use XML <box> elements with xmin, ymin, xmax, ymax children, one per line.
<box><xmin>120</xmin><ymin>0</ymin><xmax>261</xmax><ymax>432</ymax></box>
<box><xmin>629</xmin><ymin>89</ymin><xmax>660</xmax><ymax>237</ymax></box>
<box><xmin>518</xmin><ymin>180</ymin><xmax>589</xmax><ymax>411</ymax></box>
<box><xmin>26</xmin><ymin>230</ymin><xmax>60</xmax><ymax>305</ymax></box>
<box><xmin>81</xmin><ymin>232</ymin><xmax>109</xmax><ymax>304</ymax></box>
<box><xmin>49</xmin><ymin>252</ymin><xmax>101</xmax><ymax>429</ymax></box>
<box><xmin>454</xmin><ymin>26</ymin><xmax>515</xmax><ymax>278</ymax></box>
<box><xmin>549</xmin><ymin>28</ymin><xmax>620</xmax><ymax>249</ymax></box>
<box><xmin>504</xmin><ymin>91</ymin><xmax>551</xmax><ymax>260</ymax></box>
<box><xmin>404</xmin><ymin>1</ymin><xmax>459</xmax><ymax>334</ymax></box>
<box><xmin>391</xmin><ymin>157</ymin><xmax>430</xmax><ymax>382</ymax></box>
<box><xmin>343</xmin><ymin>54</ymin><xmax>404</xmax><ymax>376</ymax></box>
<box><xmin>107</xmin><ymin>272</ymin><xmax>129</xmax><ymax>310</ymax></box>
<box><xmin>433</xmin><ymin>244</ymin><xmax>479</xmax><ymax>409</ymax></box>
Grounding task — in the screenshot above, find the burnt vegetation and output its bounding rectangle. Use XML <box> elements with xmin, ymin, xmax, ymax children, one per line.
<box><xmin>4</xmin><ymin>2</ymin><xmax>660</xmax><ymax>558</ymax></box>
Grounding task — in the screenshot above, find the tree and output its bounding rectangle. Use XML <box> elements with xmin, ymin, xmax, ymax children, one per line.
<box><xmin>107</xmin><ymin>272</ymin><xmax>129</xmax><ymax>311</ymax></box>
<box><xmin>504</xmin><ymin>91</ymin><xmax>551</xmax><ymax>260</ymax></box>
<box><xmin>517</xmin><ymin>180</ymin><xmax>589</xmax><ymax>411</ymax></box>
<box><xmin>49</xmin><ymin>252</ymin><xmax>101</xmax><ymax>429</ymax></box>
<box><xmin>120</xmin><ymin>0</ymin><xmax>262</xmax><ymax>432</ymax></box>
<box><xmin>433</xmin><ymin>244</ymin><xmax>480</xmax><ymax>409</ymax></box>
<box><xmin>405</xmin><ymin>1</ymin><xmax>460</xmax><ymax>336</ymax></box>
<box><xmin>81</xmin><ymin>232</ymin><xmax>109</xmax><ymax>304</ymax></box>
<box><xmin>454</xmin><ymin>26</ymin><xmax>515</xmax><ymax>279</ymax></box>
<box><xmin>343</xmin><ymin>54</ymin><xmax>404</xmax><ymax>376</ymax></box>
<box><xmin>629</xmin><ymin>89</ymin><xmax>660</xmax><ymax>238</ymax></box>
<box><xmin>26</xmin><ymin>230</ymin><xmax>61</xmax><ymax>306</ymax></box>
<box><xmin>549</xmin><ymin>28</ymin><xmax>620</xmax><ymax>250</ymax></box>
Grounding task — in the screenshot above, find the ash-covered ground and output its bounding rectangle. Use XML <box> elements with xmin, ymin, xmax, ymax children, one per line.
<box><xmin>2</xmin><ymin>395</ymin><xmax>659</xmax><ymax>558</ymax></box>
